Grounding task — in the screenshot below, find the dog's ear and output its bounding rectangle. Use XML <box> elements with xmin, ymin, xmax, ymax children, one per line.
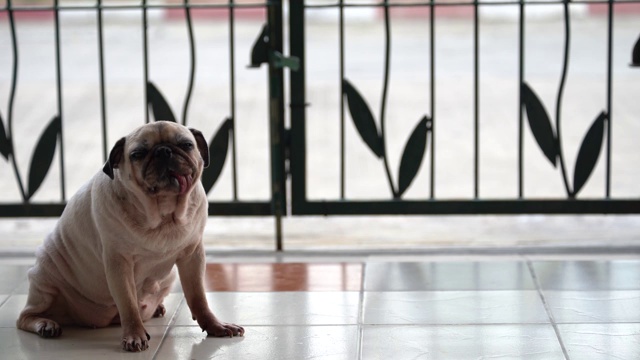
<box><xmin>103</xmin><ymin>137</ymin><xmax>125</xmax><ymax>180</ymax></box>
<box><xmin>189</xmin><ymin>128</ymin><xmax>210</xmax><ymax>168</ymax></box>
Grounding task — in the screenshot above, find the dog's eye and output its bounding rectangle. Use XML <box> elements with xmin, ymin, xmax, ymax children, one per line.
<box><xmin>179</xmin><ymin>142</ymin><xmax>194</xmax><ymax>151</ymax></box>
<box><xmin>130</xmin><ymin>150</ymin><xmax>147</xmax><ymax>161</ymax></box>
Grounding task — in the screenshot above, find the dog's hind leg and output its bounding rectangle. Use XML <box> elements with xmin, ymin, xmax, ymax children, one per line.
<box><xmin>16</xmin><ymin>284</ymin><xmax>62</xmax><ymax>338</ymax></box>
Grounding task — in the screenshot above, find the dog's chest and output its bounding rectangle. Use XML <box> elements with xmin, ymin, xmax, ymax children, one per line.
<box><xmin>131</xmin><ymin>254</ymin><xmax>177</xmax><ymax>283</ymax></box>
<box><xmin>138</xmin><ymin>221</ymin><xmax>194</xmax><ymax>251</ymax></box>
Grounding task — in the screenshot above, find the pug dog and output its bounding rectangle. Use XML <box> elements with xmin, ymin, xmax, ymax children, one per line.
<box><xmin>16</xmin><ymin>121</ymin><xmax>244</xmax><ymax>352</ymax></box>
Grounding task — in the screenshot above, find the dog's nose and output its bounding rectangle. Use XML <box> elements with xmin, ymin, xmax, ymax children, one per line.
<box><xmin>155</xmin><ymin>146</ymin><xmax>172</xmax><ymax>159</ymax></box>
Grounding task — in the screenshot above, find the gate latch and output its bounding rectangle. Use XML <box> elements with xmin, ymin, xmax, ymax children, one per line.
<box><xmin>248</xmin><ymin>25</ymin><xmax>299</xmax><ymax>71</ymax></box>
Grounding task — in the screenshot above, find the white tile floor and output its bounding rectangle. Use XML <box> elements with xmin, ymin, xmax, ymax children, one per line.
<box><xmin>1</xmin><ymin>257</ymin><xmax>640</xmax><ymax>359</ymax></box>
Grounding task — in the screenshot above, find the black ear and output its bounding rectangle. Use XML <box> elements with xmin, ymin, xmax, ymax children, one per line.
<box><xmin>189</xmin><ymin>128</ymin><xmax>210</xmax><ymax>168</ymax></box>
<box><xmin>102</xmin><ymin>137</ymin><xmax>125</xmax><ymax>180</ymax></box>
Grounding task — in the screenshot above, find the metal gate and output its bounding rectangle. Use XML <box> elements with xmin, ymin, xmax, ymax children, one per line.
<box><xmin>287</xmin><ymin>0</ymin><xmax>640</xmax><ymax>216</ymax></box>
<box><xmin>1</xmin><ymin>0</ymin><xmax>640</xmax><ymax>250</ymax></box>
<box><xmin>0</xmin><ymin>0</ymin><xmax>283</xmax><ymax>218</ymax></box>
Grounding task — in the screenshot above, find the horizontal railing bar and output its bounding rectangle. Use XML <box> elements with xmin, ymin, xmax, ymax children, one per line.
<box><xmin>0</xmin><ymin>205</ymin><xmax>67</xmax><ymax>217</ymax></box>
<box><xmin>208</xmin><ymin>201</ymin><xmax>274</xmax><ymax>216</ymax></box>
<box><xmin>12</xmin><ymin>199</ymin><xmax>636</xmax><ymax>217</ymax></box>
<box><xmin>2</xmin><ymin>0</ymin><xmax>639</xmax><ymax>12</ymax></box>
<box><xmin>0</xmin><ymin>3</ymin><xmax>269</xmax><ymax>12</ymax></box>
<box><xmin>292</xmin><ymin>199</ymin><xmax>640</xmax><ymax>215</ymax></box>
<box><xmin>305</xmin><ymin>0</ymin><xmax>640</xmax><ymax>7</ymax></box>
<box><xmin>0</xmin><ymin>202</ymin><xmax>274</xmax><ymax>217</ymax></box>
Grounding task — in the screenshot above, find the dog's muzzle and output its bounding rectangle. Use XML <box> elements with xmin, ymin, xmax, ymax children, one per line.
<box><xmin>146</xmin><ymin>146</ymin><xmax>194</xmax><ymax>195</ymax></box>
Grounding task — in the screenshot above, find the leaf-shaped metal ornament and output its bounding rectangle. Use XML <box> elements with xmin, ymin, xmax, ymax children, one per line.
<box><xmin>522</xmin><ymin>83</ymin><xmax>559</xmax><ymax>167</ymax></box>
<box><xmin>572</xmin><ymin>111</ymin><xmax>607</xmax><ymax>197</ymax></box>
<box><xmin>147</xmin><ymin>82</ymin><xmax>177</xmax><ymax>122</ymax></box>
<box><xmin>632</xmin><ymin>34</ymin><xmax>640</xmax><ymax>67</ymax></box>
<box><xmin>342</xmin><ymin>79</ymin><xmax>384</xmax><ymax>158</ymax></box>
<box><xmin>397</xmin><ymin>115</ymin><xmax>430</xmax><ymax>198</ymax></box>
<box><xmin>201</xmin><ymin>118</ymin><xmax>232</xmax><ymax>194</ymax></box>
<box><xmin>249</xmin><ymin>25</ymin><xmax>269</xmax><ymax>68</ymax></box>
<box><xmin>0</xmin><ymin>113</ymin><xmax>11</xmax><ymax>160</ymax></box>
<box><xmin>27</xmin><ymin>116</ymin><xmax>61</xmax><ymax>201</ymax></box>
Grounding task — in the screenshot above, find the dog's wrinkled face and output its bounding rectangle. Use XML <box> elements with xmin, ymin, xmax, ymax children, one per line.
<box><xmin>103</xmin><ymin>121</ymin><xmax>209</xmax><ymax>197</ymax></box>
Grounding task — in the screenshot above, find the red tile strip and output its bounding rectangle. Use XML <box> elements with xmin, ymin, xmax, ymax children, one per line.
<box><xmin>204</xmin><ymin>263</ymin><xmax>363</xmax><ymax>292</ymax></box>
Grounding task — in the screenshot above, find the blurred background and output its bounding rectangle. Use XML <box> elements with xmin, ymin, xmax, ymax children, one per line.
<box><xmin>0</xmin><ymin>0</ymin><xmax>639</xmax><ymax>252</ymax></box>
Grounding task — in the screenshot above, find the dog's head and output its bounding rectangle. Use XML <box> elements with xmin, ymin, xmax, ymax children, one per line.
<box><xmin>102</xmin><ymin>121</ymin><xmax>209</xmax><ymax>197</ymax></box>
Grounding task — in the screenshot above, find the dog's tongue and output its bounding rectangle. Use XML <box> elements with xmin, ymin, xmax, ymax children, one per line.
<box><xmin>177</xmin><ymin>175</ymin><xmax>188</xmax><ymax>195</ymax></box>
<box><xmin>170</xmin><ymin>173</ymin><xmax>189</xmax><ymax>195</ymax></box>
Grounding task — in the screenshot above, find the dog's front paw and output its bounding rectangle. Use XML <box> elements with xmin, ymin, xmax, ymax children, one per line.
<box><xmin>36</xmin><ymin>319</ymin><xmax>62</xmax><ymax>338</ymax></box>
<box><xmin>198</xmin><ymin>316</ymin><xmax>244</xmax><ymax>337</ymax></box>
<box><xmin>153</xmin><ymin>303</ymin><xmax>166</xmax><ymax>318</ymax></box>
<box><xmin>121</xmin><ymin>328</ymin><xmax>151</xmax><ymax>352</ymax></box>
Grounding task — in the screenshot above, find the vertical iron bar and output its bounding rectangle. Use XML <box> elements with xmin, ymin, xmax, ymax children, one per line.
<box><xmin>289</xmin><ymin>0</ymin><xmax>306</xmax><ymax>215</ymax></box>
<box><xmin>229</xmin><ymin>0</ymin><xmax>238</xmax><ymax>201</ymax></box>
<box><xmin>182</xmin><ymin>0</ymin><xmax>195</xmax><ymax>126</ymax></box>
<box><xmin>54</xmin><ymin>0</ymin><xmax>66</xmax><ymax>201</ymax></box>
<box><xmin>267</xmin><ymin>0</ymin><xmax>286</xmax><ymax>250</ymax></box>
<box><xmin>6</xmin><ymin>0</ymin><xmax>27</xmax><ymax>201</ymax></box>
<box><xmin>555</xmin><ymin>0</ymin><xmax>572</xmax><ymax>197</ymax></box>
<box><xmin>518</xmin><ymin>0</ymin><xmax>525</xmax><ymax>198</ymax></box>
<box><xmin>473</xmin><ymin>0</ymin><xmax>479</xmax><ymax>199</ymax></box>
<box><xmin>97</xmin><ymin>0</ymin><xmax>108</xmax><ymax>162</ymax></box>
<box><xmin>339</xmin><ymin>0</ymin><xmax>345</xmax><ymax>199</ymax></box>
<box><xmin>380</xmin><ymin>0</ymin><xmax>396</xmax><ymax>198</ymax></box>
<box><xmin>429</xmin><ymin>0</ymin><xmax>435</xmax><ymax>199</ymax></box>
<box><xmin>605</xmin><ymin>0</ymin><xmax>613</xmax><ymax>198</ymax></box>
<box><xmin>142</xmin><ymin>0</ymin><xmax>150</xmax><ymax>124</ymax></box>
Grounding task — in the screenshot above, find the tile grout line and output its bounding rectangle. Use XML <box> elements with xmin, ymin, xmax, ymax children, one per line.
<box><xmin>151</xmin><ymin>294</ymin><xmax>186</xmax><ymax>360</ymax></box>
<box><xmin>0</xmin><ymin>294</ymin><xmax>10</xmax><ymax>309</ymax></box>
<box><xmin>526</xmin><ymin>260</ymin><xmax>570</xmax><ymax>360</ymax></box>
<box><xmin>0</xmin><ymin>273</ymin><xmax>29</xmax><ymax>309</ymax></box>
<box><xmin>356</xmin><ymin>262</ymin><xmax>367</xmax><ymax>360</ymax></box>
